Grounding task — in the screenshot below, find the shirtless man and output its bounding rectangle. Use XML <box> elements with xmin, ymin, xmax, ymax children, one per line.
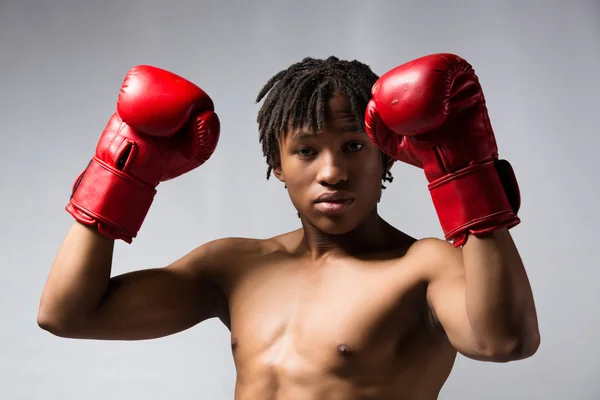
<box><xmin>38</xmin><ymin>54</ymin><xmax>540</xmax><ymax>399</ymax></box>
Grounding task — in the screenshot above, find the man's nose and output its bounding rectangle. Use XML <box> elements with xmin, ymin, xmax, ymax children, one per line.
<box><xmin>317</xmin><ymin>151</ymin><xmax>348</xmax><ymax>186</ymax></box>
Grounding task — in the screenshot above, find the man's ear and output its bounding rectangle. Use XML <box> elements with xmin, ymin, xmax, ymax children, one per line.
<box><xmin>382</xmin><ymin>152</ymin><xmax>395</xmax><ymax>175</ymax></box>
<box><xmin>272</xmin><ymin>152</ymin><xmax>285</xmax><ymax>183</ymax></box>
<box><xmin>385</xmin><ymin>156</ymin><xmax>395</xmax><ymax>173</ymax></box>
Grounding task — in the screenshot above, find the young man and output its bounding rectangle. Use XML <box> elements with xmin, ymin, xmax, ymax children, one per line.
<box><xmin>38</xmin><ymin>54</ymin><xmax>540</xmax><ymax>399</ymax></box>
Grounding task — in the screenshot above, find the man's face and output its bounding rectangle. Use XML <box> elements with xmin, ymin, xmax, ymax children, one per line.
<box><xmin>274</xmin><ymin>94</ymin><xmax>387</xmax><ymax>235</ymax></box>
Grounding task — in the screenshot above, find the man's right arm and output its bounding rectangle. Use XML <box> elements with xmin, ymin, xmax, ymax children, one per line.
<box><xmin>37</xmin><ymin>221</ymin><xmax>226</xmax><ymax>341</ymax></box>
<box><xmin>37</xmin><ymin>65</ymin><xmax>224</xmax><ymax>340</ymax></box>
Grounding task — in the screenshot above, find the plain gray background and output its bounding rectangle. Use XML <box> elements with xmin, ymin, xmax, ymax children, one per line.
<box><xmin>1</xmin><ymin>0</ymin><xmax>598</xmax><ymax>398</ymax></box>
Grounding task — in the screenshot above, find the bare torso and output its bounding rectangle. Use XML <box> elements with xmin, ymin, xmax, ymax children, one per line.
<box><xmin>210</xmin><ymin>229</ymin><xmax>457</xmax><ymax>400</ymax></box>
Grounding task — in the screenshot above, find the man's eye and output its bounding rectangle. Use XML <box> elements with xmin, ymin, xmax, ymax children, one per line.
<box><xmin>296</xmin><ymin>148</ymin><xmax>315</xmax><ymax>157</ymax></box>
<box><xmin>345</xmin><ymin>142</ymin><xmax>364</xmax><ymax>152</ymax></box>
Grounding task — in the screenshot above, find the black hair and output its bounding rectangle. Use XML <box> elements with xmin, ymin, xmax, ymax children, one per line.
<box><xmin>255</xmin><ymin>56</ymin><xmax>393</xmax><ymax>188</ymax></box>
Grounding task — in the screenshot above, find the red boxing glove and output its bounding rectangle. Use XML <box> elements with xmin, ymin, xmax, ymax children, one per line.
<box><xmin>365</xmin><ymin>53</ymin><xmax>520</xmax><ymax>246</ymax></box>
<box><xmin>66</xmin><ymin>65</ymin><xmax>220</xmax><ymax>243</ymax></box>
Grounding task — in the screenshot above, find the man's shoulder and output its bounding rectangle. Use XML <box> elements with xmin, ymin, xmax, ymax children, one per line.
<box><xmin>185</xmin><ymin>229</ymin><xmax>302</xmax><ymax>269</ymax></box>
<box><xmin>378</xmin><ymin>225</ymin><xmax>451</xmax><ymax>259</ymax></box>
<box><xmin>403</xmin><ymin>236</ymin><xmax>464</xmax><ymax>281</ymax></box>
<box><xmin>406</xmin><ymin>236</ymin><xmax>453</xmax><ymax>254</ymax></box>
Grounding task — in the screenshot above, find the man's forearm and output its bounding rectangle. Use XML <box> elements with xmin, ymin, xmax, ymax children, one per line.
<box><xmin>462</xmin><ymin>228</ymin><xmax>540</xmax><ymax>357</ymax></box>
<box><xmin>38</xmin><ymin>222</ymin><xmax>115</xmax><ymax>333</ymax></box>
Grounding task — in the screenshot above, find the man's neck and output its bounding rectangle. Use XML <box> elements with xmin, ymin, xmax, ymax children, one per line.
<box><xmin>298</xmin><ymin>209</ymin><xmax>397</xmax><ymax>260</ymax></box>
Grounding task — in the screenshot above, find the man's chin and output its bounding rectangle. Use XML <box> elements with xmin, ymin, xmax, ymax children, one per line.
<box><xmin>303</xmin><ymin>214</ymin><xmax>362</xmax><ymax>235</ymax></box>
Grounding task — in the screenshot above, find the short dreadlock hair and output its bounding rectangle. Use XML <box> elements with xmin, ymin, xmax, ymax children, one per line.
<box><xmin>255</xmin><ymin>56</ymin><xmax>394</xmax><ymax>188</ymax></box>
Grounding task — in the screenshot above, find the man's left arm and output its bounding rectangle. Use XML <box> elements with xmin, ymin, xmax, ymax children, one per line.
<box><xmin>364</xmin><ymin>53</ymin><xmax>541</xmax><ymax>362</ymax></box>
<box><xmin>425</xmin><ymin>229</ymin><xmax>540</xmax><ymax>362</ymax></box>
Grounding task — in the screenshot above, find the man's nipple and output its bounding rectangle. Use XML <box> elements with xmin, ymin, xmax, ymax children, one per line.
<box><xmin>337</xmin><ymin>343</ymin><xmax>353</xmax><ymax>359</ymax></box>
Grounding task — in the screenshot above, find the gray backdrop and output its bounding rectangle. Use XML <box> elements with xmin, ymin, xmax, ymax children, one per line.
<box><xmin>1</xmin><ymin>0</ymin><xmax>598</xmax><ymax>398</ymax></box>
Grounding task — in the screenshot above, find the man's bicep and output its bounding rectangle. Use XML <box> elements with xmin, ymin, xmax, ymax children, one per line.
<box><xmin>427</xmin><ymin>269</ymin><xmax>486</xmax><ymax>361</ymax></box>
<box><xmin>75</xmin><ymin>240</ymin><xmax>229</xmax><ymax>341</ymax></box>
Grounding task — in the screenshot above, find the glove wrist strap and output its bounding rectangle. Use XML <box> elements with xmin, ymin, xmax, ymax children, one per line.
<box><xmin>66</xmin><ymin>157</ymin><xmax>157</xmax><ymax>242</ymax></box>
<box><xmin>428</xmin><ymin>160</ymin><xmax>520</xmax><ymax>246</ymax></box>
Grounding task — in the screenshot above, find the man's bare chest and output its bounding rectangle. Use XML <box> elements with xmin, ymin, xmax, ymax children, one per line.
<box><xmin>224</xmin><ymin>260</ymin><xmax>430</xmax><ymax>375</ymax></box>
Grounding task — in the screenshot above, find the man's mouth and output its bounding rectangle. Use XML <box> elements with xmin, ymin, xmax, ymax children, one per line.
<box><xmin>314</xmin><ymin>191</ymin><xmax>354</xmax><ymax>203</ymax></box>
<box><xmin>314</xmin><ymin>192</ymin><xmax>355</xmax><ymax>213</ymax></box>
